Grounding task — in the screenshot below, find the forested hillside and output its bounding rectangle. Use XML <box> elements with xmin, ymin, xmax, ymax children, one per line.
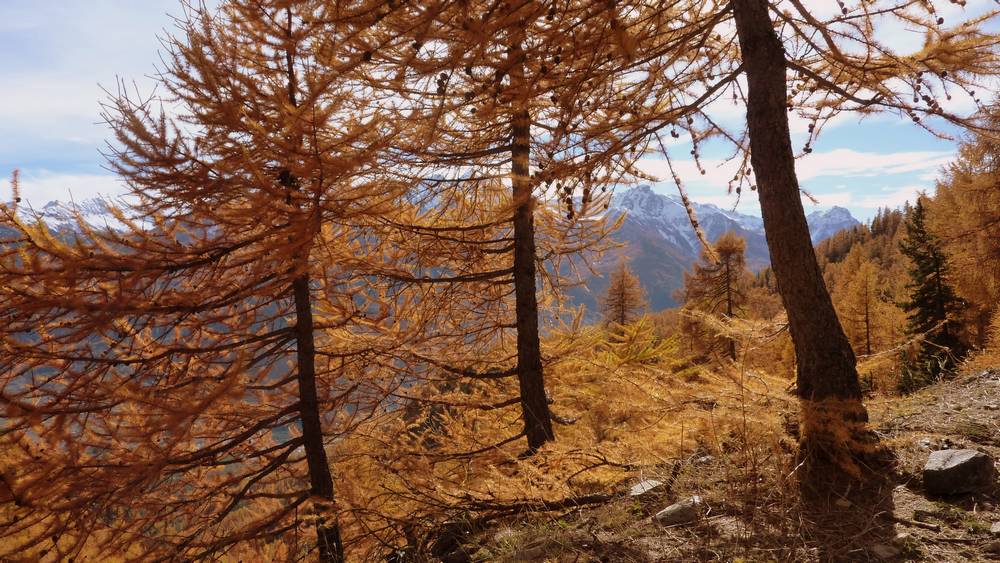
<box><xmin>569</xmin><ymin>184</ymin><xmax>860</xmax><ymax>312</ymax></box>
<box><xmin>1</xmin><ymin>1</ymin><xmax>999</xmax><ymax>562</ymax></box>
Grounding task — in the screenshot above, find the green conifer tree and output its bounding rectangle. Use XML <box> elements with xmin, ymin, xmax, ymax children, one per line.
<box><xmin>898</xmin><ymin>197</ymin><xmax>965</xmax><ymax>389</ymax></box>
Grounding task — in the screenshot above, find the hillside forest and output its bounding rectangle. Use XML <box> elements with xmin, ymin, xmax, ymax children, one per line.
<box><xmin>2</xmin><ymin>1</ymin><xmax>1000</xmax><ymax>561</ymax></box>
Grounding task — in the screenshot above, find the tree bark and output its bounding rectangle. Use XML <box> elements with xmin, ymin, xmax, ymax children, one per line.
<box><xmin>510</xmin><ymin>39</ymin><xmax>555</xmax><ymax>453</ymax></box>
<box><xmin>725</xmin><ymin>260</ymin><xmax>736</xmax><ymax>361</ymax></box>
<box><xmin>864</xmin><ymin>280</ymin><xmax>872</xmax><ymax>356</ymax></box>
<box><xmin>732</xmin><ymin>0</ymin><xmax>872</xmax><ymax>472</ymax></box>
<box><xmin>293</xmin><ymin>275</ymin><xmax>345</xmax><ymax>563</ymax></box>
<box><xmin>282</xmin><ymin>12</ymin><xmax>344</xmax><ymax>554</ymax></box>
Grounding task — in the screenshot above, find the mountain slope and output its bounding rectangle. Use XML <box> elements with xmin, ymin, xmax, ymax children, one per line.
<box><xmin>570</xmin><ymin>185</ymin><xmax>859</xmax><ymax>313</ymax></box>
<box><xmin>10</xmin><ymin>192</ymin><xmax>859</xmax><ymax>316</ymax></box>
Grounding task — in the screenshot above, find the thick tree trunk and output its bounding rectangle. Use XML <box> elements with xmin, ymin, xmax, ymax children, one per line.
<box><xmin>510</xmin><ymin>39</ymin><xmax>555</xmax><ymax>453</ymax></box>
<box><xmin>293</xmin><ymin>275</ymin><xmax>345</xmax><ymax>563</ymax></box>
<box><xmin>732</xmin><ymin>0</ymin><xmax>872</xmax><ymax>473</ymax></box>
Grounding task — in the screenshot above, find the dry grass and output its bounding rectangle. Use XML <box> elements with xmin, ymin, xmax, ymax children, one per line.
<box><xmin>449</xmin><ymin>366</ymin><xmax>1000</xmax><ymax>563</ymax></box>
<box><xmin>330</xmin><ymin>318</ymin><xmax>793</xmax><ymax>559</ymax></box>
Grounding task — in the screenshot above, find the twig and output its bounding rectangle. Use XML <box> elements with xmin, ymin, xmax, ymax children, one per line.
<box><xmin>885</xmin><ymin>515</ymin><xmax>941</xmax><ymax>532</ymax></box>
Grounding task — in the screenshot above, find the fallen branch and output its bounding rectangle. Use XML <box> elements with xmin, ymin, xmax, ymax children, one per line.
<box><xmin>885</xmin><ymin>514</ymin><xmax>941</xmax><ymax>532</ymax></box>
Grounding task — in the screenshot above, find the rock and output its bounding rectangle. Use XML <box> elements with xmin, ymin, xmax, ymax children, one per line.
<box><xmin>870</xmin><ymin>543</ymin><xmax>901</xmax><ymax>559</ymax></box>
<box><xmin>628</xmin><ymin>478</ymin><xmax>665</xmax><ymax>497</ymax></box>
<box><xmin>695</xmin><ymin>454</ymin><xmax>714</xmax><ymax>465</ymax></box>
<box><xmin>653</xmin><ymin>496</ymin><xmax>703</xmax><ymax>526</ymax></box>
<box><xmin>987</xmin><ymin>540</ymin><xmax>1000</xmax><ymax>554</ymax></box>
<box><xmin>834</xmin><ymin>497</ymin><xmax>852</xmax><ymax>509</ymax></box>
<box><xmin>923</xmin><ymin>449</ymin><xmax>997</xmax><ymax>495</ymax></box>
<box><xmin>991</xmin><ymin>521</ymin><xmax>1000</xmax><ymax>536</ymax></box>
<box><xmin>892</xmin><ymin>532</ymin><xmax>911</xmax><ymax>545</ymax></box>
<box><xmin>984</xmin><ymin>404</ymin><xmax>999</xmax><ymax>411</ymax></box>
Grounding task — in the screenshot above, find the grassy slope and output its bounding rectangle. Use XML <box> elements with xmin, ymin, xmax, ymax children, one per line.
<box><xmin>460</xmin><ymin>364</ymin><xmax>1000</xmax><ymax>562</ymax></box>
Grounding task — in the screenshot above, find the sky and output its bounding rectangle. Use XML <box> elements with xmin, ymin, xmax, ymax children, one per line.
<box><xmin>0</xmin><ymin>1</ymin><xmax>996</xmax><ymax>221</ymax></box>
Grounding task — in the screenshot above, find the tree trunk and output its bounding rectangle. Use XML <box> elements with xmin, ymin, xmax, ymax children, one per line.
<box><xmin>619</xmin><ymin>278</ymin><xmax>627</xmax><ymax>326</ymax></box>
<box><xmin>934</xmin><ymin>262</ymin><xmax>950</xmax><ymax>338</ymax></box>
<box><xmin>282</xmin><ymin>14</ymin><xmax>344</xmax><ymax>554</ymax></box>
<box><xmin>732</xmin><ymin>0</ymin><xmax>872</xmax><ymax>475</ymax></box>
<box><xmin>510</xmin><ymin>39</ymin><xmax>555</xmax><ymax>453</ymax></box>
<box><xmin>293</xmin><ymin>276</ymin><xmax>345</xmax><ymax>562</ymax></box>
<box><xmin>725</xmin><ymin>260</ymin><xmax>736</xmax><ymax>361</ymax></box>
<box><xmin>864</xmin><ymin>281</ymin><xmax>872</xmax><ymax>356</ymax></box>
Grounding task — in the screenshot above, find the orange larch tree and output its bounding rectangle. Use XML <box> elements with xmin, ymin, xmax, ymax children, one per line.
<box><xmin>603</xmin><ymin>0</ymin><xmax>1000</xmax><ymax>474</ymax></box>
<box><xmin>679</xmin><ymin>231</ymin><xmax>750</xmax><ymax>361</ymax></box>
<box><xmin>366</xmin><ymin>0</ymin><xmax>694</xmax><ymax>453</ymax></box>
<box><xmin>0</xmin><ymin>2</ymin><xmax>414</xmax><ymax>561</ymax></box>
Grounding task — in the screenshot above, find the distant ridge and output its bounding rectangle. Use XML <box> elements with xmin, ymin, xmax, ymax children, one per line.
<box><xmin>569</xmin><ymin>185</ymin><xmax>860</xmax><ymax>312</ymax></box>
<box><xmin>10</xmin><ymin>191</ymin><xmax>860</xmax><ymax>314</ymax></box>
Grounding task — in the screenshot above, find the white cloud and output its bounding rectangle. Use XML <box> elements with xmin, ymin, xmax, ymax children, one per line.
<box><xmin>637</xmin><ymin>148</ymin><xmax>952</xmax><ymax>188</ymax></box>
<box><xmin>795</xmin><ymin>149</ymin><xmax>953</xmax><ymax>180</ymax></box>
<box><xmin>13</xmin><ymin>171</ymin><xmax>127</xmax><ymax>205</ymax></box>
<box><xmin>856</xmin><ymin>185</ymin><xmax>928</xmax><ymax>209</ymax></box>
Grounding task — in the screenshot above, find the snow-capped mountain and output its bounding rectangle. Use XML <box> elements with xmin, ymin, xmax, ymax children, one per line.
<box><xmin>35</xmin><ymin>198</ymin><xmax>120</xmax><ymax>231</ymax></box>
<box><xmin>0</xmin><ymin>198</ymin><xmax>122</xmax><ymax>233</ymax></box>
<box><xmin>7</xmin><ymin>190</ymin><xmax>860</xmax><ymax>315</ymax></box>
<box><xmin>806</xmin><ymin>206</ymin><xmax>861</xmax><ymax>243</ymax></box>
<box><xmin>569</xmin><ymin>185</ymin><xmax>860</xmax><ymax>312</ymax></box>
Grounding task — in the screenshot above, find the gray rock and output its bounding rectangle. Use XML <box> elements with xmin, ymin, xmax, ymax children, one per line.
<box><xmin>653</xmin><ymin>496</ymin><xmax>703</xmax><ymax>526</ymax></box>
<box><xmin>923</xmin><ymin>449</ymin><xmax>996</xmax><ymax>495</ymax></box>
<box><xmin>628</xmin><ymin>478</ymin><xmax>665</xmax><ymax>497</ymax></box>
<box><xmin>870</xmin><ymin>543</ymin><xmax>901</xmax><ymax>559</ymax></box>
<box><xmin>987</xmin><ymin>540</ymin><xmax>1000</xmax><ymax>554</ymax></box>
<box><xmin>991</xmin><ymin>521</ymin><xmax>1000</xmax><ymax>536</ymax></box>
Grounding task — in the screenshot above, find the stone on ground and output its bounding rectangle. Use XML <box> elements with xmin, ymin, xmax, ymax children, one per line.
<box><xmin>628</xmin><ymin>478</ymin><xmax>664</xmax><ymax>497</ymax></box>
<box><xmin>653</xmin><ymin>496</ymin><xmax>703</xmax><ymax>526</ymax></box>
<box><xmin>923</xmin><ymin>449</ymin><xmax>996</xmax><ymax>495</ymax></box>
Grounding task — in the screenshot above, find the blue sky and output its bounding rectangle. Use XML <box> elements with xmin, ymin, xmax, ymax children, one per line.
<box><xmin>1</xmin><ymin>1</ymin><xmax>994</xmax><ymax>221</ymax></box>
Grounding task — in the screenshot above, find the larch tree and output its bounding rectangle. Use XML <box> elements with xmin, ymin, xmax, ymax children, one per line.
<box><xmin>679</xmin><ymin>231</ymin><xmax>749</xmax><ymax>361</ymax></box>
<box><xmin>930</xmin><ymin>108</ymin><xmax>1000</xmax><ymax>348</ymax></box>
<box><xmin>604</xmin><ymin>0</ymin><xmax>1000</xmax><ymax>474</ymax></box>
<box><xmin>368</xmin><ymin>0</ymin><xmax>679</xmax><ymax>452</ymax></box>
<box><xmin>839</xmin><ymin>259</ymin><xmax>884</xmax><ymax>357</ymax></box>
<box><xmin>0</xmin><ymin>2</ymin><xmax>412</xmax><ymax>561</ymax></box>
<box><xmin>602</xmin><ymin>260</ymin><xmax>647</xmax><ymax>327</ymax></box>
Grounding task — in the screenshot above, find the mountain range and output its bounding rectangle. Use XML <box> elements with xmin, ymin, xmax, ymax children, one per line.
<box><xmin>568</xmin><ymin>184</ymin><xmax>860</xmax><ymax>313</ymax></box>
<box><xmin>12</xmin><ymin>187</ymin><xmax>861</xmax><ymax>314</ymax></box>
